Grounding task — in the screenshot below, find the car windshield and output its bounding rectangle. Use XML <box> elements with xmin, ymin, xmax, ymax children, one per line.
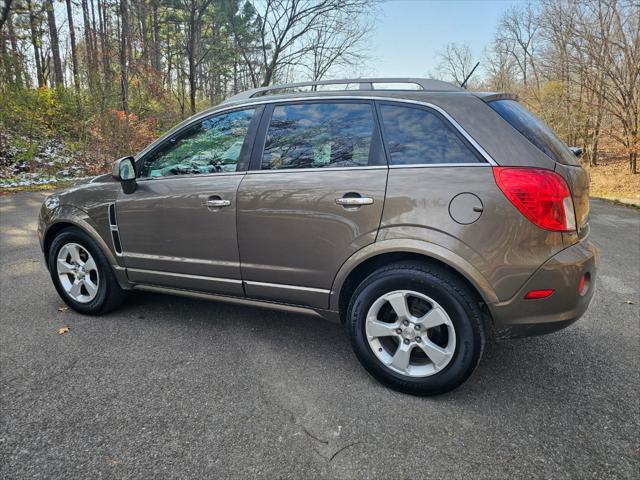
<box><xmin>488</xmin><ymin>99</ymin><xmax>579</xmax><ymax>166</ymax></box>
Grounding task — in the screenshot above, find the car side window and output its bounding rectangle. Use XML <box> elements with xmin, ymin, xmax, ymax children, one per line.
<box><xmin>261</xmin><ymin>102</ymin><xmax>375</xmax><ymax>170</ymax></box>
<box><xmin>140</xmin><ymin>108</ymin><xmax>255</xmax><ymax>178</ymax></box>
<box><xmin>379</xmin><ymin>104</ymin><xmax>481</xmax><ymax>165</ymax></box>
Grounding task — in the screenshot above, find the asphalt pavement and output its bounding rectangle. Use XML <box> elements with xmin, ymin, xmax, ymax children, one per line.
<box><xmin>1</xmin><ymin>191</ymin><xmax>638</xmax><ymax>479</ymax></box>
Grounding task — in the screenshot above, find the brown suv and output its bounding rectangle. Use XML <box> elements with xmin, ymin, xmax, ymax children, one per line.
<box><xmin>38</xmin><ymin>78</ymin><xmax>599</xmax><ymax>395</ymax></box>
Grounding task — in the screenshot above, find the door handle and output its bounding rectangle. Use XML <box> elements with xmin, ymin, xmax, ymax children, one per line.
<box><xmin>205</xmin><ymin>197</ymin><xmax>231</xmax><ymax>208</ymax></box>
<box><xmin>335</xmin><ymin>196</ymin><xmax>374</xmax><ymax>206</ymax></box>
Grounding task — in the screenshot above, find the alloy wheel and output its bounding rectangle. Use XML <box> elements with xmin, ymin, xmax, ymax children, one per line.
<box><xmin>365</xmin><ymin>290</ymin><xmax>456</xmax><ymax>377</ymax></box>
<box><xmin>56</xmin><ymin>243</ymin><xmax>100</xmax><ymax>303</ymax></box>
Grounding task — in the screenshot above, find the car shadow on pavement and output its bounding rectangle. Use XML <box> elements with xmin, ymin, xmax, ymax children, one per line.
<box><xmin>117</xmin><ymin>290</ymin><xmax>617</xmax><ymax>408</ymax></box>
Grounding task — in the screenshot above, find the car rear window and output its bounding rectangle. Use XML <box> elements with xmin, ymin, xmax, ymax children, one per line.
<box><xmin>379</xmin><ymin>104</ymin><xmax>482</xmax><ymax>165</ymax></box>
<box><xmin>488</xmin><ymin>99</ymin><xmax>579</xmax><ymax>166</ymax></box>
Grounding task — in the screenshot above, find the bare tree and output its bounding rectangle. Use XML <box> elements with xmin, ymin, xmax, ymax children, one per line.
<box><xmin>595</xmin><ymin>0</ymin><xmax>639</xmax><ymax>173</ymax></box>
<box><xmin>304</xmin><ymin>12</ymin><xmax>370</xmax><ymax>81</ymax></box>
<box><xmin>436</xmin><ymin>42</ymin><xmax>474</xmax><ymax>86</ymax></box>
<box><xmin>119</xmin><ymin>0</ymin><xmax>129</xmax><ymax>112</ymax></box>
<box><xmin>45</xmin><ymin>0</ymin><xmax>63</xmax><ymax>88</ymax></box>
<box><xmin>557</xmin><ymin>0</ymin><xmax>639</xmax><ymax>172</ymax></box>
<box><xmin>65</xmin><ymin>0</ymin><xmax>81</xmax><ymax>97</ymax></box>
<box><xmin>150</xmin><ymin>0</ymin><xmax>161</xmax><ymax>71</ymax></box>
<box><xmin>236</xmin><ymin>0</ymin><xmax>373</xmax><ymax>87</ymax></box>
<box><xmin>484</xmin><ymin>39</ymin><xmax>518</xmax><ymax>91</ymax></box>
<box><xmin>497</xmin><ymin>3</ymin><xmax>540</xmax><ymax>88</ymax></box>
<box><xmin>26</xmin><ymin>0</ymin><xmax>44</xmax><ymax>88</ymax></box>
<box><xmin>81</xmin><ymin>0</ymin><xmax>98</xmax><ymax>92</ymax></box>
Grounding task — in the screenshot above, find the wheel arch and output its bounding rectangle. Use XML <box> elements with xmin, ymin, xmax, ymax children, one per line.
<box><xmin>331</xmin><ymin>240</ymin><xmax>499</xmax><ymax>322</ymax></box>
<box><xmin>42</xmin><ymin>208</ymin><xmax>130</xmax><ymax>289</ymax></box>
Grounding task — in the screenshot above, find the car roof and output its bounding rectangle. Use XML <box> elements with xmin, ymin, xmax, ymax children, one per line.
<box><xmin>216</xmin><ymin>78</ymin><xmax>514</xmax><ymax>109</ymax></box>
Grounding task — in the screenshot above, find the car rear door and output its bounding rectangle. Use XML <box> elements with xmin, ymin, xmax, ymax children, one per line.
<box><xmin>236</xmin><ymin>100</ymin><xmax>388</xmax><ymax>309</ymax></box>
<box><xmin>115</xmin><ymin>106</ymin><xmax>261</xmax><ymax>295</ymax></box>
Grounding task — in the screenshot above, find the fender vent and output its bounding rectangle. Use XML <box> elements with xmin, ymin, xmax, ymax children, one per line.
<box><xmin>111</xmin><ymin>230</ymin><xmax>123</xmax><ymax>254</ymax></box>
<box><xmin>108</xmin><ymin>204</ymin><xmax>123</xmax><ymax>254</ymax></box>
<box><xmin>108</xmin><ymin>204</ymin><xmax>117</xmax><ymax>226</ymax></box>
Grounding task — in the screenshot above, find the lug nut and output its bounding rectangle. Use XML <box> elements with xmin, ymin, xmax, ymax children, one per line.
<box><xmin>416</xmin><ymin>337</ymin><xmax>422</xmax><ymax>343</ymax></box>
<box><xmin>403</xmin><ymin>339</ymin><xmax>410</xmax><ymax>345</ymax></box>
<box><xmin>403</xmin><ymin>320</ymin><xmax>410</xmax><ymax>326</ymax></box>
<box><xmin>414</xmin><ymin>324</ymin><xmax>421</xmax><ymax>330</ymax></box>
<box><xmin>395</xmin><ymin>328</ymin><xmax>402</xmax><ymax>334</ymax></box>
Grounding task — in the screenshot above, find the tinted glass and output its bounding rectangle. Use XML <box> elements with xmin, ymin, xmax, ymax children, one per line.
<box><xmin>379</xmin><ymin>104</ymin><xmax>480</xmax><ymax>165</ymax></box>
<box><xmin>261</xmin><ymin>102</ymin><xmax>375</xmax><ymax>170</ymax></box>
<box><xmin>140</xmin><ymin>108</ymin><xmax>255</xmax><ymax>177</ymax></box>
<box><xmin>488</xmin><ymin>99</ymin><xmax>578</xmax><ymax>166</ymax></box>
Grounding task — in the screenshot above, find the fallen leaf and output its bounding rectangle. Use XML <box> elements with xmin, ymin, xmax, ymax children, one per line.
<box><xmin>57</xmin><ymin>326</ymin><xmax>70</xmax><ymax>334</ymax></box>
<box><xmin>58</xmin><ymin>306</ymin><xmax>68</xmax><ymax>312</ymax></box>
<box><xmin>624</xmin><ymin>300</ymin><xmax>634</xmax><ymax>305</ymax></box>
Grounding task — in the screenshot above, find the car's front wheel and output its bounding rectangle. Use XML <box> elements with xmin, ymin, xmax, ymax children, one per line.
<box><xmin>47</xmin><ymin>227</ymin><xmax>126</xmax><ymax>315</ymax></box>
<box><xmin>347</xmin><ymin>262</ymin><xmax>485</xmax><ymax>396</ymax></box>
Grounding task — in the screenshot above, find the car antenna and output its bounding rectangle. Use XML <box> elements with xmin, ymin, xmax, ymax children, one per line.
<box><xmin>460</xmin><ymin>62</ymin><xmax>480</xmax><ymax>89</ymax></box>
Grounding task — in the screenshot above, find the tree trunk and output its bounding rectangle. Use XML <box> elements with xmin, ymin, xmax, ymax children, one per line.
<box><xmin>97</xmin><ymin>0</ymin><xmax>111</xmax><ymax>93</ymax></box>
<box><xmin>261</xmin><ymin>61</ymin><xmax>276</xmax><ymax>87</ymax></box>
<box><xmin>187</xmin><ymin>5</ymin><xmax>197</xmax><ymax>115</ymax></box>
<box><xmin>45</xmin><ymin>0</ymin><xmax>64</xmax><ymax>88</ymax></box>
<box><xmin>119</xmin><ymin>0</ymin><xmax>129</xmax><ymax>113</ymax></box>
<box><xmin>137</xmin><ymin>0</ymin><xmax>149</xmax><ymax>66</ymax></box>
<box><xmin>6</xmin><ymin>12</ymin><xmax>23</xmax><ymax>88</ymax></box>
<box><xmin>65</xmin><ymin>0</ymin><xmax>81</xmax><ymax>97</ymax></box>
<box><xmin>27</xmin><ymin>0</ymin><xmax>45</xmax><ymax>88</ymax></box>
<box><xmin>81</xmin><ymin>0</ymin><xmax>97</xmax><ymax>92</ymax></box>
<box><xmin>151</xmin><ymin>0</ymin><xmax>161</xmax><ymax>71</ymax></box>
<box><xmin>0</xmin><ymin>0</ymin><xmax>13</xmax><ymax>33</ymax></box>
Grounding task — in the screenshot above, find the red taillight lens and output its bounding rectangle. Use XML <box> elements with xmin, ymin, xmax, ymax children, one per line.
<box><xmin>493</xmin><ymin>167</ymin><xmax>576</xmax><ymax>232</ymax></box>
<box><xmin>524</xmin><ymin>289</ymin><xmax>555</xmax><ymax>299</ymax></box>
<box><xmin>578</xmin><ymin>272</ymin><xmax>590</xmax><ymax>296</ymax></box>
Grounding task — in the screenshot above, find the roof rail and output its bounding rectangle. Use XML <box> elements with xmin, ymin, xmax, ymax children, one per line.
<box><xmin>223</xmin><ymin>78</ymin><xmax>461</xmax><ymax>103</ymax></box>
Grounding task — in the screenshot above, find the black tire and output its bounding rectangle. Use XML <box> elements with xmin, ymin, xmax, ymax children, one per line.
<box><xmin>347</xmin><ymin>262</ymin><xmax>485</xmax><ymax>396</ymax></box>
<box><xmin>47</xmin><ymin>227</ymin><xmax>126</xmax><ymax>315</ymax></box>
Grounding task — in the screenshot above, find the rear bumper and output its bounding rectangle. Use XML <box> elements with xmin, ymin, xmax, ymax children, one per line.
<box><xmin>488</xmin><ymin>239</ymin><xmax>599</xmax><ymax>339</ymax></box>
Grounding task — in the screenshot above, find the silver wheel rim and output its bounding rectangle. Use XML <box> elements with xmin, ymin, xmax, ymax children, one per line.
<box><xmin>365</xmin><ymin>290</ymin><xmax>456</xmax><ymax>378</ymax></box>
<box><xmin>56</xmin><ymin>242</ymin><xmax>100</xmax><ymax>303</ymax></box>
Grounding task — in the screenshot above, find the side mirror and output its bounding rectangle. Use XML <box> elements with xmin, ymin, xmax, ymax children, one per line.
<box><xmin>112</xmin><ymin>156</ymin><xmax>137</xmax><ymax>194</ymax></box>
<box><xmin>569</xmin><ymin>147</ymin><xmax>583</xmax><ymax>158</ymax></box>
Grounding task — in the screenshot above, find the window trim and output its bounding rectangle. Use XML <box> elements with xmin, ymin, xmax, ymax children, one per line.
<box><xmin>376</xmin><ymin>100</ymin><xmax>487</xmax><ymax>167</ymax></box>
<box><xmin>248</xmin><ymin>99</ymin><xmax>386</xmax><ymax>172</ymax></box>
<box><xmin>132</xmin><ymin>96</ymin><xmax>498</xmax><ymax>175</ymax></box>
<box><xmin>136</xmin><ymin>105</ymin><xmax>263</xmax><ymax>181</ymax></box>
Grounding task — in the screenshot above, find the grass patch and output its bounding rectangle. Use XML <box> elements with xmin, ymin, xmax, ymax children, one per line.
<box><xmin>586</xmin><ymin>156</ymin><xmax>640</xmax><ymax>202</ymax></box>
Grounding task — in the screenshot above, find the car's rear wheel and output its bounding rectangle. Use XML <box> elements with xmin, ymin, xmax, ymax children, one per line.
<box><xmin>47</xmin><ymin>227</ymin><xmax>126</xmax><ymax>315</ymax></box>
<box><xmin>347</xmin><ymin>262</ymin><xmax>485</xmax><ymax>396</ymax></box>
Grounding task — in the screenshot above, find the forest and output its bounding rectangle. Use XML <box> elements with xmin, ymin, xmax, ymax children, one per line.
<box><xmin>0</xmin><ymin>0</ymin><xmax>638</xmax><ymax>200</ymax></box>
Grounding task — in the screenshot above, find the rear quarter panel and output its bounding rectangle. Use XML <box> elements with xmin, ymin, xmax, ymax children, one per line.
<box><xmin>428</xmin><ymin>95</ymin><xmax>556</xmax><ymax>170</ymax></box>
<box><xmin>378</xmin><ymin>166</ymin><xmax>566</xmax><ymax>301</ymax></box>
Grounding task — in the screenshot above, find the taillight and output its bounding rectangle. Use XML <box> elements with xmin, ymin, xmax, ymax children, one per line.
<box><xmin>493</xmin><ymin>167</ymin><xmax>576</xmax><ymax>232</ymax></box>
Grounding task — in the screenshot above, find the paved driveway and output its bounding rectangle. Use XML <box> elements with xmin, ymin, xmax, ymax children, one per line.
<box><xmin>1</xmin><ymin>192</ymin><xmax>638</xmax><ymax>479</ymax></box>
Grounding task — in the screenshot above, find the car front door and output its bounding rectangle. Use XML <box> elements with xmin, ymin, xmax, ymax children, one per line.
<box><xmin>115</xmin><ymin>107</ymin><xmax>260</xmax><ymax>295</ymax></box>
<box><xmin>236</xmin><ymin>100</ymin><xmax>388</xmax><ymax>309</ymax></box>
